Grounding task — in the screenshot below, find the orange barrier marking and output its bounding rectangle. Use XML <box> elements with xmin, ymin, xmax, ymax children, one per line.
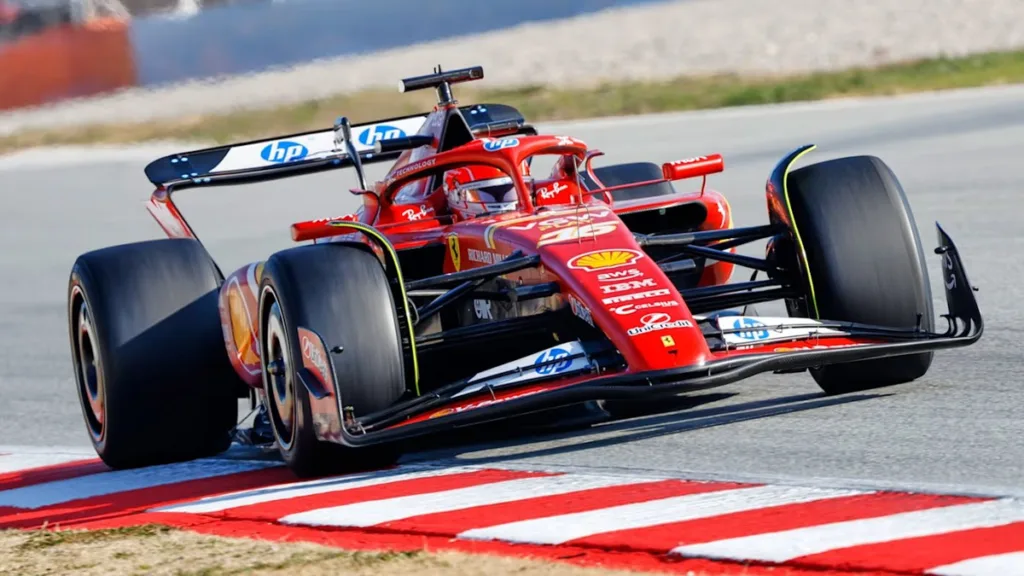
<box><xmin>0</xmin><ymin>18</ymin><xmax>137</xmax><ymax>111</ymax></box>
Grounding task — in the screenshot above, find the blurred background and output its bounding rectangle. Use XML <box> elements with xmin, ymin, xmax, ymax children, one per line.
<box><xmin>1</xmin><ymin>0</ymin><xmax>1022</xmax><ymax>135</ymax></box>
<box><xmin>0</xmin><ymin>0</ymin><xmax>665</xmax><ymax>113</ymax></box>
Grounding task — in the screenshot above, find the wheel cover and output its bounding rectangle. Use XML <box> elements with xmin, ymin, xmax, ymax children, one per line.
<box><xmin>74</xmin><ymin>300</ymin><xmax>104</xmax><ymax>442</ymax></box>
<box><xmin>263</xmin><ymin>300</ymin><xmax>296</xmax><ymax>451</ymax></box>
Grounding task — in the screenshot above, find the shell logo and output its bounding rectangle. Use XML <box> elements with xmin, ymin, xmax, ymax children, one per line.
<box><xmin>568</xmin><ymin>249</ymin><xmax>644</xmax><ymax>271</ymax></box>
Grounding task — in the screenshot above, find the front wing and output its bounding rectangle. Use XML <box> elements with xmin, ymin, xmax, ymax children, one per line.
<box><xmin>319</xmin><ymin>223</ymin><xmax>981</xmax><ymax>449</ymax></box>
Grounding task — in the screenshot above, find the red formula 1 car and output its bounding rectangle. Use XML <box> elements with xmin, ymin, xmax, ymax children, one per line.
<box><xmin>67</xmin><ymin>66</ymin><xmax>983</xmax><ymax>475</ymax></box>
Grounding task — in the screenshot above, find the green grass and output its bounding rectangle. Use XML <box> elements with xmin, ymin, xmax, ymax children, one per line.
<box><xmin>16</xmin><ymin>524</ymin><xmax>172</xmax><ymax>550</ymax></box>
<box><xmin>2</xmin><ymin>49</ymin><xmax>1024</xmax><ymax>153</ymax></box>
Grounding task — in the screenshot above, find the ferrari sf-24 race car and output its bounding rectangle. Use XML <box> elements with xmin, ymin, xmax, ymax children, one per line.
<box><xmin>67</xmin><ymin>66</ymin><xmax>983</xmax><ymax>476</ymax></box>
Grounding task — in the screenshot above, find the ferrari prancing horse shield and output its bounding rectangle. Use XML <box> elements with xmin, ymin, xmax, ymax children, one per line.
<box><xmin>448</xmin><ymin>234</ymin><xmax>461</xmax><ymax>272</ymax></box>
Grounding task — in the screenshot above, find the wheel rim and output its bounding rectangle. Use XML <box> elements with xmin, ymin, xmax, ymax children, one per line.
<box><xmin>75</xmin><ymin>300</ymin><xmax>104</xmax><ymax>441</ymax></box>
<box><xmin>263</xmin><ymin>300</ymin><xmax>296</xmax><ymax>450</ymax></box>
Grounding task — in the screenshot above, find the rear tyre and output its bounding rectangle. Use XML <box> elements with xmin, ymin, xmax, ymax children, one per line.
<box><xmin>67</xmin><ymin>239</ymin><xmax>242</xmax><ymax>469</ymax></box>
<box><xmin>258</xmin><ymin>243</ymin><xmax>406</xmax><ymax>477</ymax></box>
<box><xmin>785</xmin><ymin>155</ymin><xmax>934</xmax><ymax>395</ymax></box>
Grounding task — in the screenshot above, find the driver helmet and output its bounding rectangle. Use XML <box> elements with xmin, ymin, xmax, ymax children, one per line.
<box><xmin>443</xmin><ymin>166</ymin><xmax>519</xmax><ymax>218</ymax></box>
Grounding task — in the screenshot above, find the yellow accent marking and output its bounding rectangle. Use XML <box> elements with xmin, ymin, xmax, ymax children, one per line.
<box><xmin>323</xmin><ymin>221</ymin><xmax>420</xmax><ymax>394</ymax></box>
<box><xmin>661</xmin><ymin>335</ymin><xmax>675</xmax><ymax>347</ymax></box>
<box><xmin>447</xmin><ymin>234</ymin><xmax>461</xmax><ymax>272</ymax></box>
<box><xmin>781</xmin><ymin>145</ymin><xmax>821</xmax><ymax>319</ymax></box>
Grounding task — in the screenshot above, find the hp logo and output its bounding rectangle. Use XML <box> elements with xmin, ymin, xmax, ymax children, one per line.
<box><xmin>358</xmin><ymin>125</ymin><xmax>407</xmax><ymax>146</ymax></box>
<box><xmin>261</xmin><ymin>141</ymin><xmax>308</xmax><ymax>164</ymax></box>
<box><xmin>483</xmin><ymin>138</ymin><xmax>519</xmax><ymax>152</ymax></box>
<box><xmin>534</xmin><ymin>348</ymin><xmax>572</xmax><ymax>375</ymax></box>
<box><xmin>732</xmin><ymin>317</ymin><xmax>769</xmax><ymax>340</ymax></box>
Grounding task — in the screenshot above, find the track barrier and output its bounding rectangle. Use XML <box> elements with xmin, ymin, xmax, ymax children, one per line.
<box><xmin>0</xmin><ymin>18</ymin><xmax>136</xmax><ymax>112</ymax></box>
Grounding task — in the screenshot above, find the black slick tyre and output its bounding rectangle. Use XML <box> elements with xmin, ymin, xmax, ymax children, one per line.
<box><xmin>67</xmin><ymin>239</ymin><xmax>242</xmax><ymax>469</ymax></box>
<box><xmin>258</xmin><ymin>243</ymin><xmax>406</xmax><ymax>477</ymax></box>
<box><xmin>785</xmin><ymin>155</ymin><xmax>934</xmax><ymax>395</ymax></box>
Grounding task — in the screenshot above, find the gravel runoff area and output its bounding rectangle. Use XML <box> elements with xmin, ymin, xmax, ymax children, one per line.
<box><xmin>1</xmin><ymin>0</ymin><xmax>1023</xmax><ymax>135</ymax></box>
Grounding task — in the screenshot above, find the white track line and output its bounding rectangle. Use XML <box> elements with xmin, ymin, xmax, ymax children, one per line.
<box><xmin>155</xmin><ymin>465</ymin><xmax>479</xmax><ymax>514</ymax></box>
<box><xmin>671</xmin><ymin>499</ymin><xmax>1024</xmax><ymax>562</ymax></box>
<box><xmin>928</xmin><ymin>552</ymin><xmax>1024</xmax><ymax>576</ymax></box>
<box><xmin>0</xmin><ymin>459</ymin><xmax>276</xmax><ymax>509</ymax></box>
<box><xmin>458</xmin><ymin>484</ymin><xmax>862</xmax><ymax>545</ymax></box>
<box><xmin>0</xmin><ymin>452</ymin><xmax>96</xmax><ymax>474</ymax></box>
<box><xmin>280</xmin><ymin>473</ymin><xmax>662</xmax><ymax>528</ymax></box>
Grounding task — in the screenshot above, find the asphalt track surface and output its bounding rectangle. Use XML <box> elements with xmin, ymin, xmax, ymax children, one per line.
<box><xmin>1</xmin><ymin>85</ymin><xmax>1022</xmax><ymax>498</ymax></box>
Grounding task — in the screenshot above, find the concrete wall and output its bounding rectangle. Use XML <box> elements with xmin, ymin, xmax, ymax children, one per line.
<box><xmin>128</xmin><ymin>0</ymin><xmax>666</xmax><ymax>88</ymax></box>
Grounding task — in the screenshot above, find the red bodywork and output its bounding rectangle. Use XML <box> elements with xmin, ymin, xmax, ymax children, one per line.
<box><xmin>146</xmin><ymin>102</ymin><xmax>742</xmax><ymax>390</ymax></box>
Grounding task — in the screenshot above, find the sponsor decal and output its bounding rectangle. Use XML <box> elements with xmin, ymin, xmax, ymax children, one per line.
<box><xmin>483</xmin><ymin>137</ymin><xmax>520</xmax><ymax>152</ymax></box>
<box><xmin>261</xmin><ymin>141</ymin><xmax>308</xmax><ymax>164</ymax></box>
<box><xmin>301</xmin><ymin>334</ymin><xmax>330</xmax><ymax>384</ymax></box>
<box><xmin>716</xmin><ymin>316</ymin><xmax>847</xmax><ymax>346</ymax></box>
<box><xmin>567</xmin><ymin>294</ymin><xmax>594</xmax><ymax>327</ymax></box>
<box><xmin>483</xmin><ymin>208</ymin><xmax>612</xmax><ymax>248</ymax></box>
<box><xmin>661</xmin><ymin>335</ymin><xmax>675</xmax><ymax>347</ymax></box>
<box><xmin>730</xmin><ymin>317</ymin><xmax>770</xmax><ymax>341</ymax></box>
<box><xmin>537</xmin><ymin>222</ymin><xmax>618</xmax><ymax>247</ymax></box>
<box><xmin>447</xmin><ymin>235</ymin><xmax>461</xmax><ymax>272</ymax></box>
<box><xmin>602</xmin><ymin>288</ymin><xmax>671</xmax><ymax>305</ymax></box>
<box><xmin>357</xmin><ymin>124</ymin><xmax>406</xmax><ymax>146</ymax></box>
<box><xmin>401</xmin><ymin>205</ymin><xmax>433</xmax><ymax>221</ymax></box>
<box><xmin>455</xmin><ymin>341</ymin><xmax>591</xmax><ymax>398</ymax></box>
<box><xmin>428</xmin><ymin>388</ymin><xmax>547</xmax><ymax>419</ymax></box>
<box><xmin>610</xmin><ymin>300</ymin><xmax>678</xmax><ymax>315</ymax></box>
<box><xmin>597</xmin><ymin>268</ymin><xmax>644</xmax><ymax>282</ymax></box>
<box><xmin>429</xmin><ymin>407</ymin><xmax>455</xmax><ymax>419</ymax></box>
<box><xmin>467</xmin><ymin>249</ymin><xmax>507</xmax><ymax>265</ymax></box>
<box><xmin>534</xmin><ymin>347</ymin><xmax>573</xmax><ymax>375</ymax></box>
<box><xmin>315</xmin><ymin>213</ymin><xmax>358</xmax><ymax>224</ymax></box>
<box><xmin>473</xmin><ymin>299</ymin><xmax>493</xmax><ymax>320</ymax></box>
<box><xmin>944</xmin><ymin>251</ymin><xmax>956</xmax><ymax>290</ymax></box>
<box><xmin>672</xmin><ymin>155</ymin><xmax>709</xmax><ymax>165</ymax></box>
<box><xmin>387</xmin><ymin>157</ymin><xmax>436</xmax><ymax>184</ymax></box>
<box><xmin>569</xmin><ymin>249</ymin><xmax>644</xmax><ymax>271</ymax></box>
<box><xmin>538</xmin><ymin>211</ymin><xmax>612</xmax><ymax>230</ymax></box>
<box><xmin>626</xmin><ymin>312</ymin><xmax>694</xmax><ymax>337</ymax></box>
<box><xmin>555</xmin><ymin>136</ymin><xmax>578</xmax><ymax>147</ymax></box>
<box><xmin>600</xmin><ymin>278</ymin><xmax>657</xmax><ymax>294</ymax></box>
<box><xmin>537</xmin><ymin>181</ymin><xmax>568</xmax><ymax>200</ymax></box>
<box><xmin>774</xmin><ymin>343</ymin><xmax>864</xmax><ymax>352</ymax></box>
<box><xmin>226</xmin><ymin>283</ymin><xmax>259</xmax><ymax>369</ymax></box>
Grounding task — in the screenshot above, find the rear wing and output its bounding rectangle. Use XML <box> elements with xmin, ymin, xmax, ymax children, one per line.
<box><xmin>143</xmin><ymin>103</ymin><xmax>527</xmax><ymax>191</ymax></box>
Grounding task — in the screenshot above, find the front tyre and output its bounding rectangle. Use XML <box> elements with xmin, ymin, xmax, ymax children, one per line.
<box><xmin>785</xmin><ymin>155</ymin><xmax>934</xmax><ymax>395</ymax></box>
<box><xmin>258</xmin><ymin>243</ymin><xmax>407</xmax><ymax>477</ymax></box>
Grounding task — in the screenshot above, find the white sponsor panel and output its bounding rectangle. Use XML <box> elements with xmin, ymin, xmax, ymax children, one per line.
<box><xmin>208</xmin><ymin>116</ymin><xmax>427</xmax><ymax>174</ymax></box>
<box><xmin>454</xmin><ymin>341</ymin><xmax>591</xmax><ymax>398</ymax></box>
<box><xmin>716</xmin><ymin>316</ymin><xmax>846</xmax><ymax>345</ymax></box>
